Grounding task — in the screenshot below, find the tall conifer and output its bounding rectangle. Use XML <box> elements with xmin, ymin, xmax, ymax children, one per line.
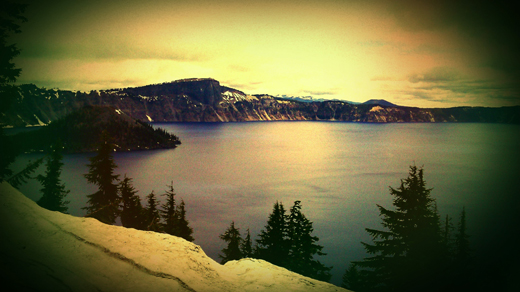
<box><xmin>119</xmin><ymin>174</ymin><xmax>143</xmax><ymax>229</ymax></box>
<box><xmin>240</xmin><ymin>228</ymin><xmax>253</xmax><ymax>258</ymax></box>
<box><xmin>256</xmin><ymin>201</ymin><xmax>289</xmax><ymax>267</ymax></box>
<box><xmin>286</xmin><ymin>200</ymin><xmax>331</xmax><ymax>281</ymax></box>
<box><xmin>176</xmin><ymin>199</ymin><xmax>194</xmax><ymax>241</ymax></box>
<box><xmin>355</xmin><ymin>165</ymin><xmax>444</xmax><ymax>291</ymax></box>
<box><xmin>83</xmin><ymin>131</ymin><xmax>120</xmax><ymax>224</ymax></box>
<box><xmin>144</xmin><ymin>191</ymin><xmax>161</xmax><ymax>232</ymax></box>
<box><xmin>161</xmin><ymin>181</ymin><xmax>179</xmax><ymax>236</ymax></box>
<box><xmin>36</xmin><ymin>140</ymin><xmax>69</xmax><ymax>213</ymax></box>
<box><xmin>219</xmin><ymin>221</ymin><xmax>243</xmax><ymax>264</ymax></box>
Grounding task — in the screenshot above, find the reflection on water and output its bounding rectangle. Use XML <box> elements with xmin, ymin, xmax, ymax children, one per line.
<box><xmin>11</xmin><ymin>122</ymin><xmax>520</xmax><ymax>285</ymax></box>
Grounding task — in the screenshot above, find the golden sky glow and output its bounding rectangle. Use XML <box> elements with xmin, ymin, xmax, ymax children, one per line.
<box><xmin>11</xmin><ymin>0</ymin><xmax>520</xmax><ymax>107</ymax></box>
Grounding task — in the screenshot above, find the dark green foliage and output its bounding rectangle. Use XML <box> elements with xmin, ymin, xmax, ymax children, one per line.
<box><xmin>5</xmin><ymin>155</ymin><xmax>44</xmax><ymax>188</ymax></box>
<box><xmin>219</xmin><ymin>221</ymin><xmax>243</xmax><ymax>264</ymax></box>
<box><xmin>144</xmin><ymin>191</ymin><xmax>162</xmax><ymax>232</ymax></box>
<box><xmin>286</xmin><ymin>201</ymin><xmax>331</xmax><ymax>282</ymax></box>
<box><xmin>0</xmin><ymin>1</ymin><xmax>26</xmax><ymax>114</ymax></box>
<box><xmin>83</xmin><ymin>132</ymin><xmax>120</xmax><ymax>224</ymax></box>
<box><xmin>256</xmin><ymin>201</ymin><xmax>331</xmax><ymax>282</ymax></box>
<box><xmin>36</xmin><ymin>140</ymin><xmax>69</xmax><ymax>213</ymax></box>
<box><xmin>240</xmin><ymin>228</ymin><xmax>253</xmax><ymax>258</ymax></box>
<box><xmin>176</xmin><ymin>199</ymin><xmax>194</xmax><ymax>242</ymax></box>
<box><xmin>256</xmin><ymin>201</ymin><xmax>289</xmax><ymax>267</ymax></box>
<box><xmin>355</xmin><ymin>165</ymin><xmax>446</xmax><ymax>292</ymax></box>
<box><xmin>119</xmin><ymin>174</ymin><xmax>144</xmax><ymax>229</ymax></box>
<box><xmin>455</xmin><ymin>207</ymin><xmax>471</xmax><ymax>264</ymax></box>
<box><xmin>160</xmin><ymin>181</ymin><xmax>179</xmax><ymax>236</ymax></box>
<box><xmin>11</xmin><ymin>105</ymin><xmax>181</xmax><ymax>153</ymax></box>
<box><xmin>342</xmin><ymin>263</ymin><xmax>365</xmax><ymax>291</ymax></box>
<box><xmin>451</xmin><ymin>207</ymin><xmax>473</xmax><ymax>288</ymax></box>
<box><xmin>158</xmin><ymin>181</ymin><xmax>193</xmax><ymax>241</ymax></box>
<box><xmin>0</xmin><ymin>2</ymin><xmax>26</xmax><ymax>180</ymax></box>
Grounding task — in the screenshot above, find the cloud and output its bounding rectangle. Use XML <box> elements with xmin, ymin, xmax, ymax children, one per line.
<box><xmin>408</xmin><ymin>66</ymin><xmax>460</xmax><ymax>83</ymax></box>
<box><xmin>303</xmin><ymin>90</ymin><xmax>337</xmax><ymax>96</ymax></box>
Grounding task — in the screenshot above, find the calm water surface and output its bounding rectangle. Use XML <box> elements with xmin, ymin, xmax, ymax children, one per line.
<box><xmin>12</xmin><ymin>122</ymin><xmax>520</xmax><ymax>285</ymax></box>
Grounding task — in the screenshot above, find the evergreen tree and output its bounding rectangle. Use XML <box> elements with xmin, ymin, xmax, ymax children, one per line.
<box><xmin>256</xmin><ymin>201</ymin><xmax>289</xmax><ymax>267</ymax></box>
<box><xmin>83</xmin><ymin>131</ymin><xmax>120</xmax><ymax>224</ymax></box>
<box><xmin>176</xmin><ymin>199</ymin><xmax>194</xmax><ymax>241</ymax></box>
<box><xmin>144</xmin><ymin>191</ymin><xmax>161</xmax><ymax>232</ymax></box>
<box><xmin>452</xmin><ymin>207</ymin><xmax>472</xmax><ymax>287</ymax></box>
<box><xmin>454</xmin><ymin>207</ymin><xmax>471</xmax><ymax>264</ymax></box>
<box><xmin>219</xmin><ymin>221</ymin><xmax>243</xmax><ymax>264</ymax></box>
<box><xmin>119</xmin><ymin>174</ymin><xmax>143</xmax><ymax>229</ymax></box>
<box><xmin>355</xmin><ymin>165</ymin><xmax>444</xmax><ymax>292</ymax></box>
<box><xmin>6</xmin><ymin>156</ymin><xmax>44</xmax><ymax>189</ymax></box>
<box><xmin>36</xmin><ymin>140</ymin><xmax>70</xmax><ymax>213</ymax></box>
<box><xmin>0</xmin><ymin>2</ymin><xmax>26</xmax><ymax>181</ymax></box>
<box><xmin>342</xmin><ymin>263</ymin><xmax>364</xmax><ymax>291</ymax></box>
<box><xmin>161</xmin><ymin>181</ymin><xmax>179</xmax><ymax>236</ymax></box>
<box><xmin>240</xmin><ymin>228</ymin><xmax>253</xmax><ymax>258</ymax></box>
<box><xmin>286</xmin><ymin>200</ymin><xmax>332</xmax><ymax>281</ymax></box>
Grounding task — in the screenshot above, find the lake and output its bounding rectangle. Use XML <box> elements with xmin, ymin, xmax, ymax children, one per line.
<box><xmin>11</xmin><ymin>122</ymin><xmax>520</xmax><ymax>286</ymax></box>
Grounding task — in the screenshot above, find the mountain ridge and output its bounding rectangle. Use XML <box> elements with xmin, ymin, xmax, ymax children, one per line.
<box><xmin>2</xmin><ymin>79</ymin><xmax>519</xmax><ymax>127</ymax></box>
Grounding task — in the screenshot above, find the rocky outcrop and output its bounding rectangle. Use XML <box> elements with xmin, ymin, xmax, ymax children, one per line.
<box><xmin>2</xmin><ymin>79</ymin><xmax>519</xmax><ymax>127</ymax></box>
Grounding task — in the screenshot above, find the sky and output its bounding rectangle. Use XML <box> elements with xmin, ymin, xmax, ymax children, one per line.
<box><xmin>9</xmin><ymin>0</ymin><xmax>520</xmax><ymax>108</ymax></box>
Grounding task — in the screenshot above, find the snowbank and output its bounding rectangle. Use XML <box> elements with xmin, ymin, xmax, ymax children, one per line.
<box><xmin>0</xmin><ymin>182</ymin><xmax>349</xmax><ymax>292</ymax></box>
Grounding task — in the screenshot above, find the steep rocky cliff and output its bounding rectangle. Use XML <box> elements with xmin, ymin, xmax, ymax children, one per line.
<box><xmin>2</xmin><ymin>79</ymin><xmax>519</xmax><ymax>127</ymax></box>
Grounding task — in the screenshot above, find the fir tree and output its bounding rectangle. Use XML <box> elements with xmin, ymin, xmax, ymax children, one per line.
<box><xmin>256</xmin><ymin>201</ymin><xmax>289</xmax><ymax>267</ymax></box>
<box><xmin>452</xmin><ymin>207</ymin><xmax>472</xmax><ymax>287</ymax></box>
<box><xmin>83</xmin><ymin>131</ymin><xmax>120</xmax><ymax>224</ymax></box>
<box><xmin>454</xmin><ymin>207</ymin><xmax>471</xmax><ymax>264</ymax></box>
<box><xmin>219</xmin><ymin>221</ymin><xmax>243</xmax><ymax>264</ymax></box>
<box><xmin>286</xmin><ymin>201</ymin><xmax>332</xmax><ymax>282</ymax></box>
<box><xmin>36</xmin><ymin>140</ymin><xmax>70</xmax><ymax>213</ymax></box>
<box><xmin>176</xmin><ymin>199</ymin><xmax>194</xmax><ymax>241</ymax></box>
<box><xmin>144</xmin><ymin>191</ymin><xmax>161</xmax><ymax>232</ymax></box>
<box><xmin>119</xmin><ymin>174</ymin><xmax>143</xmax><ymax>229</ymax></box>
<box><xmin>342</xmin><ymin>263</ymin><xmax>364</xmax><ymax>291</ymax></box>
<box><xmin>355</xmin><ymin>165</ymin><xmax>445</xmax><ymax>292</ymax></box>
<box><xmin>240</xmin><ymin>228</ymin><xmax>253</xmax><ymax>258</ymax></box>
<box><xmin>161</xmin><ymin>181</ymin><xmax>179</xmax><ymax>236</ymax></box>
<box><xmin>6</xmin><ymin>156</ymin><xmax>44</xmax><ymax>189</ymax></box>
<box><xmin>0</xmin><ymin>2</ymin><xmax>26</xmax><ymax>181</ymax></box>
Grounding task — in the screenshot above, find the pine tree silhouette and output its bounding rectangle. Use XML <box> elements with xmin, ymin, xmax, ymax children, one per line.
<box><xmin>83</xmin><ymin>131</ymin><xmax>120</xmax><ymax>224</ymax></box>
<box><xmin>256</xmin><ymin>201</ymin><xmax>289</xmax><ymax>267</ymax></box>
<box><xmin>36</xmin><ymin>140</ymin><xmax>70</xmax><ymax>213</ymax></box>
<box><xmin>119</xmin><ymin>174</ymin><xmax>143</xmax><ymax>229</ymax></box>
<box><xmin>219</xmin><ymin>221</ymin><xmax>243</xmax><ymax>264</ymax></box>
<box><xmin>355</xmin><ymin>165</ymin><xmax>445</xmax><ymax>292</ymax></box>
<box><xmin>286</xmin><ymin>201</ymin><xmax>331</xmax><ymax>282</ymax></box>
<box><xmin>0</xmin><ymin>2</ymin><xmax>26</xmax><ymax>181</ymax></box>
<box><xmin>144</xmin><ymin>191</ymin><xmax>161</xmax><ymax>232</ymax></box>
<box><xmin>176</xmin><ymin>199</ymin><xmax>194</xmax><ymax>241</ymax></box>
<box><xmin>240</xmin><ymin>228</ymin><xmax>253</xmax><ymax>258</ymax></box>
<box><xmin>161</xmin><ymin>181</ymin><xmax>179</xmax><ymax>236</ymax></box>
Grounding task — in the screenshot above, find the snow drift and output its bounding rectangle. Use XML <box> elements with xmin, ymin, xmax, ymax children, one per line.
<box><xmin>0</xmin><ymin>182</ymin><xmax>348</xmax><ymax>291</ymax></box>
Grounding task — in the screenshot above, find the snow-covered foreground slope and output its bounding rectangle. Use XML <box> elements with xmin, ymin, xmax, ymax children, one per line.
<box><xmin>0</xmin><ymin>182</ymin><xmax>349</xmax><ymax>292</ymax></box>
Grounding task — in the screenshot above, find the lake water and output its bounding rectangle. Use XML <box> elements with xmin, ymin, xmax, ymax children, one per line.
<box><xmin>11</xmin><ymin>122</ymin><xmax>520</xmax><ymax>286</ymax></box>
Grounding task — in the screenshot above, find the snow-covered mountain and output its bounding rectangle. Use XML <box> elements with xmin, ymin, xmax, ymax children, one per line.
<box><xmin>0</xmin><ymin>182</ymin><xmax>349</xmax><ymax>292</ymax></box>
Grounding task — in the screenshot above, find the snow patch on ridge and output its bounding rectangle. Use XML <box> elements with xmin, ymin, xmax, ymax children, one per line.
<box><xmin>0</xmin><ymin>182</ymin><xmax>349</xmax><ymax>292</ymax></box>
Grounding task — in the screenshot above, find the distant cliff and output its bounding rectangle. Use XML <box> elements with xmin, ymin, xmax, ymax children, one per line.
<box><xmin>2</xmin><ymin>79</ymin><xmax>519</xmax><ymax>127</ymax></box>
